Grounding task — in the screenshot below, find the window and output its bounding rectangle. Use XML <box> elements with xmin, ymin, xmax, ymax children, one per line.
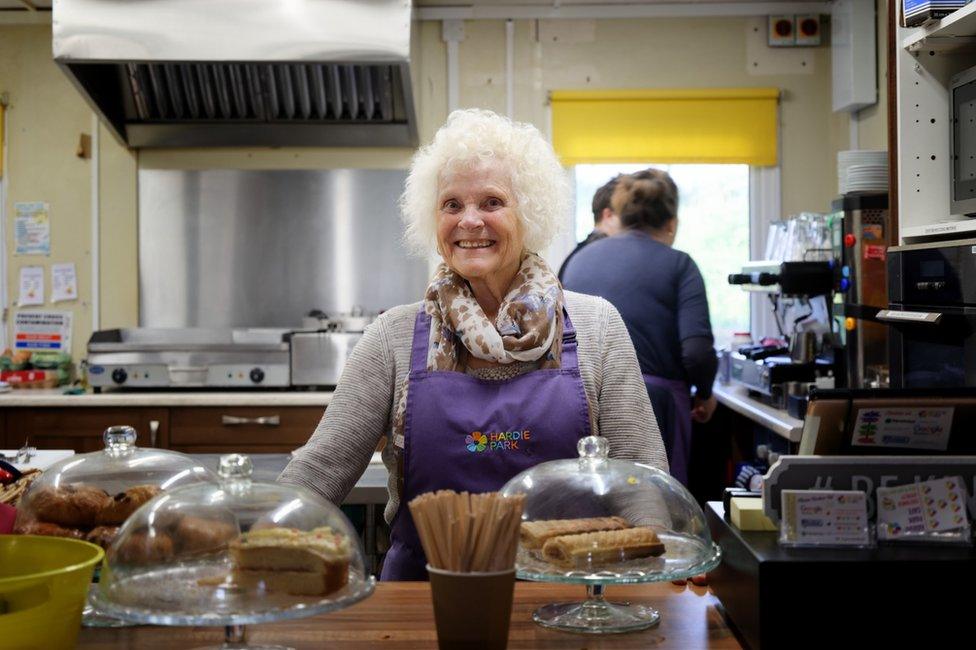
<box><xmin>572</xmin><ymin>163</ymin><xmax>750</xmax><ymax>349</ymax></box>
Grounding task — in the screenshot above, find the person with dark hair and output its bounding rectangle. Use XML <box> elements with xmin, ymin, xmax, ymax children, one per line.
<box><xmin>561</xmin><ymin>168</ymin><xmax>718</xmax><ymax>487</ymax></box>
<box><xmin>557</xmin><ymin>175</ymin><xmax>622</xmax><ymax>282</ymax></box>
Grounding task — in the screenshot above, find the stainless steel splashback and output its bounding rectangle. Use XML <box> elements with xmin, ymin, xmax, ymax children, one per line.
<box><xmin>139</xmin><ymin>169</ymin><xmax>427</xmax><ymax>328</ymax></box>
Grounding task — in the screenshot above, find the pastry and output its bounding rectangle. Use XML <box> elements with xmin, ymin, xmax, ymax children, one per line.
<box><xmin>541</xmin><ymin>527</ymin><xmax>665</xmax><ymax>569</ymax></box>
<box><xmin>84</xmin><ymin>525</ymin><xmax>120</xmax><ymax>549</ymax></box>
<box><xmin>233</xmin><ymin>568</ymin><xmax>348</xmax><ymax>597</ymax></box>
<box><xmin>96</xmin><ymin>485</ymin><xmax>161</xmax><ymax>525</ymax></box>
<box><xmin>520</xmin><ymin>516</ymin><xmax>631</xmax><ymax>550</ymax></box>
<box><xmin>174</xmin><ymin>516</ymin><xmax>237</xmax><ymax>555</ymax></box>
<box><xmin>15</xmin><ymin>520</ymin><xmax>85</xmax><ymax>539</ymax></box>
<box><xmin>30</xmin><ymin>484</ymin><xmax>112</xmax><ymax>528</ymax></box>
<box><xmin>114</xmin><ymin>530</ymin><xmax>175</xmax><ymax>564</ymax></box>
<box><xmin>229</xmin><ymin>526</ymin><xmax>351</xmax><ymax>597</ymax></box>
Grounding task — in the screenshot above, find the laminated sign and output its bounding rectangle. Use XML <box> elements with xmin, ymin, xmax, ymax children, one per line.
<box><xmin>851</xmin><ymin>407</ymin><xmax>953</xmax><ymax>451</ymax></box>
<box><xmin>13</xmin><ymin>311</ymin><xmax>72</xmax><ymax>352</ymax></box>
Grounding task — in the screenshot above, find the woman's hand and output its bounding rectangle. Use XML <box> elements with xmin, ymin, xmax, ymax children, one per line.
<box><xmin>690</xmin><ymin>395</ymin><xmax>717</xmax><ymax>423</ymax></box>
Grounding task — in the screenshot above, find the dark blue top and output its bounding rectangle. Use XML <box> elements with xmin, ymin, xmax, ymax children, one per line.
<box><xmin>561</xmin><ymin>230</ymin><xmax>714</xmax><ymax>383</ymax></box>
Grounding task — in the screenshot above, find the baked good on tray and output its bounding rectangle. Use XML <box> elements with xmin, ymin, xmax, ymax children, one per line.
<box><xmin>229</xmin><ymin>526</ymin><xmax>351</xmax><ymax>597</ymax></box>
<box><xmin>520</xmin><ymin>516</ymin><xmax>631</xmax><ymax>550</ymax></box>
<box><xmin>174</xmin><ymin>515</ymin><xmax>237</xmax><ymax>555</ymax></box>
<box><xmin>30</xmin><ymin>484</ymin><xmax>113</xmax><ymax>528</ymax></box>
<box><xmin>15</xmin><ymin>520</ymin><xmax>85</xmax><ymax>539</ymax></box>
<box><xmin>114</xmin><ymin>530</ymin><xmax>176</xmax><ymax>564</ymax></box>
<box><xmin>96</xmin><ymin>485</ymin><xmax>162</xmax><ymax>525</ymax></box>
<box><xmin>85</xmin><ymin>525</ymin><xmax>121</xmax><ymax>549</ymax></box>
<box><xmin>541</xmin><ymin>527</ymin><xmax>665</xmax><ymax>569</ymax></box>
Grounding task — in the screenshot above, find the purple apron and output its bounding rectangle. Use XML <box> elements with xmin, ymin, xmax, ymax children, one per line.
<box><xmin>643</xmin><ymin>374</ymin><xmax>691</xmax><ymax>487</ymax></box>
<box><xmin>380</xmin><ymin>309</ymin><xmax>591</xmax><ymax>581</ymax></box>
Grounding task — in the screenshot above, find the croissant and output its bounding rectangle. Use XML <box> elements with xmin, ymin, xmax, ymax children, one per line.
<box><xmin>541</xmin><ymin>527</ymin><xmax>665</xmax><ymax>569</ymax></box>
<box><xmin>520</xmin><ymin>516</ymin><xmax>631</xmax><ymax>550</ymax></box>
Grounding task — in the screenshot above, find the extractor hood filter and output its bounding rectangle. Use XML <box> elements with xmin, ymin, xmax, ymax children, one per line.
<box><xmin>53</xmin><ymin>0</ymin><xmax>417</xmax><ymax>148</ymax></box>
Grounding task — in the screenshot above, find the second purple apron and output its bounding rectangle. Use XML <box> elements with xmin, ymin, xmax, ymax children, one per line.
<box><xmin>380</xmin><ymin>309</ymin><xmax>592</xmax><ymax>581</ymax></box>
<box><xmin>643</xmin><ymin>374</ymin><xmax>691</xmax><ymax>487</ymax></box>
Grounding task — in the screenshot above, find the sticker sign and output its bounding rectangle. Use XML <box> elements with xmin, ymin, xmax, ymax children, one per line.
<box><xmin>14</xmin><ymin>202</ymin><xmax>51</xmax><ymax>255</ymax></box>
<box><xmin>13</xmin><ymin>310</ymin><xmax>72</xmax><ymax>352</ymax></box>
<box><xmin>851</xmin><ymin>407</ymin><xmax>953</xmax><ymax>451</ymax></box>
<box><xmin>877</xmin><ymin>476</ymin><xmax>970</xmax><ymax>540</ymax></box>
<box><xmin>780</xmin><ymin>490</ymin><xmax>870</xmax><ymax>546</ymax></box>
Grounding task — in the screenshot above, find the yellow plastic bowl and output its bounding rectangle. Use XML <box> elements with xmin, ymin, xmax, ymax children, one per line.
<box><xmin>0</xmin><ymin>535</ymin><xmax>104</xmax><ymax>650</ymax></box>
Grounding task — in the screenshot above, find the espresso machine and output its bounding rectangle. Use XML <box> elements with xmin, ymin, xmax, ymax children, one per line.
<box><xmin>727</xmin><ymin>261</ymin><xmax>838</xmax><ymax>414</ymax></box>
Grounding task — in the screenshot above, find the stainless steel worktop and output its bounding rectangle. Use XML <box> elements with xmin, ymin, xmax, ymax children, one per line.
<box><xmin>0</xmin><ymin>389</ymin><xmax>333</xmax><ymax>408</ymax></box>
<box><xmin>712</xmin><ymin>382</ymin><xmax>805</xmax><ymax>442</ymax></box>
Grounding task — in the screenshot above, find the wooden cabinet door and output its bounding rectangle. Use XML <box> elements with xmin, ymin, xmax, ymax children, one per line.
<box><xmin>6</xmin><ymin>408</ymin><xmax>169</xmax><ymax>453</ymax></box>
<box><xmin>168</xmin><ymin>406</ymin><xmax>323</xmax><ymax>453</ymax></box>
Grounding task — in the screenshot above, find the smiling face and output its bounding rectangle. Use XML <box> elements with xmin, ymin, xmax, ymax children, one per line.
<box><xmin>435</xmin><ymin>160</ymin><xmax>524</xmax><ymax>288</ymax></box>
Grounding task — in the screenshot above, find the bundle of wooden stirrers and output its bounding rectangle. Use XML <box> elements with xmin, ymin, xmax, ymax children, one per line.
<box><xmin>409</xmin><ymin>490</ymin><xmax>526</xmax><ymax>573</ymax></box>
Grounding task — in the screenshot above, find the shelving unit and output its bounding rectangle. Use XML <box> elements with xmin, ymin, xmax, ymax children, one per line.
<box><xmin>895</xmin><ymin>4</ymin><xmax>976</xmax><ymax>243</ymax></box>
<box><xmin>903</xmin><ymin>2</ymin><xmax>976</xmax><ymax>48</ymax></box>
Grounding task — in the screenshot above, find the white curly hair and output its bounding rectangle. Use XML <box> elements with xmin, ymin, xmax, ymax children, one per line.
<box><xmin>400</xmin><ymin>109</ymin><xmax>570</xmax><ymax>257</ymax></box>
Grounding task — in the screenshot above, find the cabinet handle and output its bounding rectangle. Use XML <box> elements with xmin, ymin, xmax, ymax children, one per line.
<box><xmin>875</xmin><ymin>309</ymin><xmax>942</xmax><ymax>324</ymax></box>
<box><xmin>221</xmin><ymin>415</ymin><xmax>281</xmax><ymax>427</ymax></box>
<box><xmin>149</xmin><ymin>420</ymin><xmax>160</xmax><ymax>447</ymax></box>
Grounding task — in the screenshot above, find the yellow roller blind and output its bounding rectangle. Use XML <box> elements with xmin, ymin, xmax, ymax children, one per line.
<box><xmin>551</xmin><ymin>88</ymin><xmax>779</xmax><ymax>166</ymax></box>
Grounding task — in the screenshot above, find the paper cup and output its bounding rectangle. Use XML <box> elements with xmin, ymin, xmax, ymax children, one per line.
<box><xmin>427</xmin><ymin>565</ymin><xmax>516</xmax><ymax>650</ymax></box>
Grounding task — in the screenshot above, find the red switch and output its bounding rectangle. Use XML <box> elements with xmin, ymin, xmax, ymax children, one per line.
<box><xmin>844</xmin><ymin>233</ymin><xmax>856</xmax><ymax>248</ymax></box>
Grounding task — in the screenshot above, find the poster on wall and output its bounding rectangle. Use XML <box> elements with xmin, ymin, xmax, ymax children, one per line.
<box><xmin>17</xmin><ymin>266</ymin><xmax>44</xmax><ymax>306</ymax></box>
<box><xmin>14</xmin><ymin>202</ymin><xmax>51</xmax><ymax>255</ymax></box>
<box><xmin>51</xmin><ymin>262</ymin><xmax>78</xmax><ymax>303</ymax></box>
<box><xmin>13</xmin><ymin>310</ymin><xmax>72</xmax><ymax>352</ymax></box>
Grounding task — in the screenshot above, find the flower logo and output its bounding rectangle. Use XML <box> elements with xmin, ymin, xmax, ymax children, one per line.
<box><xmin>466</xmin><ymin>432</ymin><xmax>487</xmax><ymax>452</ymax></box>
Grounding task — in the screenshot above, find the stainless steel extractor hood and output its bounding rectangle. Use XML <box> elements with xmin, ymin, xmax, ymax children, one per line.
<box><xmin>52</xmin><ymin>0</ymin><xmax>417</xmax><ymax>148</ymax></box>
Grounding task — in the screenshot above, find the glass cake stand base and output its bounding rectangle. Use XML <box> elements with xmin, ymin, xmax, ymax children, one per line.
<box><xmin>191</xmin><ymin>625</ymin><xmax>293</xmax><ymax>650</ymax></box>
<box><xmin>532</xmin><ymin>584</ymin><xmax>660</xmax><ymax>634</ymax></box>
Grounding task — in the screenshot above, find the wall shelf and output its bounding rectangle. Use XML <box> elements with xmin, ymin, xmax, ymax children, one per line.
<box><xmin>900</xmin><ymin>218</ymin><xmax>976</xmax><ymax>241</ymax></box>
<box><xmin>903</xmin><ymin>3</ymin><xmax>976</xmax><ymax>50</ymax></box>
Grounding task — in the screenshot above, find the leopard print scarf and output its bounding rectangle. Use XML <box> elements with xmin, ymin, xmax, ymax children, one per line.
<box><xmin>391</xmin><ymin>252</ymin><xmax>564</xmax><ymax>446</ymax></box>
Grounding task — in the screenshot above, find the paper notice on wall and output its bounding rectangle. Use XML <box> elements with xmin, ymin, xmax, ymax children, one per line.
<box><xmin>851</xmin><ymin>407</ymin><xmax>954</xmax><ymax>451</ymax></box>
<box><xmin>17</xmin><ymin>266</ymin><xmax>44</xmax><ymax>306</ymax></box>
<box><xmin>13</xmin><ymin>310</ymin><xmax>72</xmax><ymax>352</ymax></box>
<box><xmin>14</xmin><ymin>202</ymin><xmax>50</xmax><ymax>255</ymax></box>
<box><xmin>51</xmin><ymin>263</ymin><xmax>78</xmax><ymax>303</ymax></box>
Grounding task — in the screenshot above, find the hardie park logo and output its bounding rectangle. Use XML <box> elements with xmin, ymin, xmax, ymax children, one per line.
<box><xmin>465</xmin><ymin>430</ymin><xmax>531</xmax><ymax>452</ymax></box>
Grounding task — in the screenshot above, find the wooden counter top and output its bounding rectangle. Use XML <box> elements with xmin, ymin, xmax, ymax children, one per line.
<box><xmin>76</xmin><ymin>581</ymin><xmax>741</xmax><ymax>649</ymax></box>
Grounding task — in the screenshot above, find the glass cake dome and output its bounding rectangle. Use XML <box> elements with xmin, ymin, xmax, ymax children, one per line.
<box><xmin>91</xmin><ymin>453</ymin><xmax>375</xmax><ymax>647</ymax></box>
<box><xmin>15</xmin><ymin>425</ymin><xmax>216</xmax><ymax>550</ymax></box>
<box><xmin>499</xmin><ymin>435</ymin><xmax>721</xmax><ymax>634</ymax></box>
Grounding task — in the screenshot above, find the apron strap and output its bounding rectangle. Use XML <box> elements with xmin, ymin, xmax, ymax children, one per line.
<box><xmin>560</xmin><ymin>310</ymin><xmax>581</xmax><ymax>372</ymax></box>
<box><xmin>409</xmin><ymin>310</ymin><xmax>432</xmax><ymax>374</ymax></box>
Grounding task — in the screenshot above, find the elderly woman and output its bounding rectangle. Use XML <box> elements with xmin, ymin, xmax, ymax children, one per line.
<box><xmin>280</xmin><ymin>109</ymin><xmax>667</xmax><ymax>581</ymax></box>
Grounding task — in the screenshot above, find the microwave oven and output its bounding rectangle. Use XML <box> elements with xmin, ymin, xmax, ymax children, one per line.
<box><xmin>951</xmin><ymin>65</ymin><xmax>976</xmax><ymax>216</ymax></box>
<box><xmin>880</xmin><ymin>240</ymin><xmax>976</xmax><ymax>388</ymax></box>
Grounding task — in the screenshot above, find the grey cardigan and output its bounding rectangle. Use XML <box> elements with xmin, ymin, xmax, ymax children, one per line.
<box><xmin>279</xmin><ymin>291</ymin><xmax>669</xmax><ymax>523</ymax></box>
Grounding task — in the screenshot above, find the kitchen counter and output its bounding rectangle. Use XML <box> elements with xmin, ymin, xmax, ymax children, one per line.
<box><xmin>76</xmin><ymin>581</ymin><xmax>741</xmax><ymax>649</ymax></box>
<box><xmin>712</xmin><ymin>382</ymin><xmax>804</xmax><ymax>442</ymax></box>
<box><xmin>0</xmin><ymin>389</ymin><xmax>333</xmax><ymax>408</ymax></box>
